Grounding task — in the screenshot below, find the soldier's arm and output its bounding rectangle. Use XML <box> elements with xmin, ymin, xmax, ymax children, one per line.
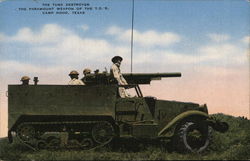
<box><xmin>79</xmin><ymin>80</ymin><xmax>85</xmax><ymax>85</ymax></box>
<box><xmin>120</xmin><ymin>75</ymin><xmax>128</xmax><ymax>85</ymax></box>
<box><xmin>112</xmin><ymin>65</ymin><xmax>124</xmax><ymax>85</ymax></box>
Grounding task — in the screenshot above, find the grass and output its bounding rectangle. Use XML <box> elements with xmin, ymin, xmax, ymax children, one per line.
<box><xmin>0</xmin><ymin>113</ymin><xmax>249</xmax><ymax>161</ymax></box>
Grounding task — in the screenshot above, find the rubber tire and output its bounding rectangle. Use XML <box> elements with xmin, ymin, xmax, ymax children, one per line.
<box><xmin>173</xmin><ymin>121</ymin><xmax>212</xmax><ymax>153</ymax></box>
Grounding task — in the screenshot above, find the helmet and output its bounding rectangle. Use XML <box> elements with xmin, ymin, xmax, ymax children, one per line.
<box><xmin>111</xmin><ymin>56</ymin><xmax>123</xmax><ymax>63</ymax></box>
<box><xmin>20</xmin><ymin>76</ymin><xmax>30</xmax><ymax>81</ymax></box>
<box><xmin>69</xmin><ymin>70</ymin><xmax>79</xmax><ymax>75</ymax></box>
<box><xmin>83</xmin><ymin>68</ymin><xmax>91</xmax><ymax>75</ymax></box>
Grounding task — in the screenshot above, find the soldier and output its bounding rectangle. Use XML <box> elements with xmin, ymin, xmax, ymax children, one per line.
<box><xmin>83</xmin><ymin>68</ymin><xmax>91</xmax><ymax>76</ymax></box>
<box><xmin>82</xmin><ymin>68</ymin><xmax>91</xmax><ymax>84</ymax></box>
<box><xmin>110</xmin><ymin>56</ymin><xmax>130</xmax><ymax>98</ymax></box>
<box><xmin>20</xmin><ymin>76</ymin><xmax>30</xmax><ymax>85</ymax></box>
<box><xmin>68</xmin><ymin>70</ymin><xmax>85</xmax><ymax>85</ymax></box>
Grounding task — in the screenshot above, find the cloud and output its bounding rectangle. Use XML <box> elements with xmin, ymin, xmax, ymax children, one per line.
<box><xmin>207</xmin><ymin>33</ymin><xmax>230</xmax><ymax>42</ymax></box>
<box><xmin>241</xmin><ymin>36</ymin><xmax>249</xmax><ymax>44</ymax></box>
<box><xmin>106</xmin><ymin>26</ymin><xmax>123</xmax><ymax>35</ymax></box>
<box><xmin>132</xmin><ymin>50</ymin><xmax>200</xmax><ymax>65</ymax></box>
<box><xmin>0</xmin><ymin>33</ymin><xmax>5</xmax><ymax>42</ymax></box>
<box><xmin>1</xmin><ymin>24</ymin><xmax>248</xmax><ymax>68</ymax></box>
<box><xmin>164</xmin><ymin>52</ymin><xmax>200</xmax><ymax>64</ymax></box>
<box><xmin>31</xmin><ymin>35</ymin><xmax>131</xmax><ymax>66</ymax></box>
<box><xmin>198</xmin><ymin>43</ymin><xmax>248</xmax><ymax>64</ymax></box>
<box><xmin>132</xmin><ymin>42</ymin><xmax>248</xmax><ymax>66</ymax></box>
<box><xmin>0</xmin><ymin>24</ymin><xmax>131</xmax><ymax>66</ymax></box>
<box><xmin>79</xmin><ymin>24</ymin><xmax>89</xmax><ymax>31</ymax></box>
<box><xmin>106</xmin><ymin>26</ymin><xmax>181</xmax><ymax>47</ymax></box>
<box><xmin>3</xmin><ymin>24</ymin><xmax>71</xmax><ymax>44</ymax></box>
<box><xmin>199</xmin><ymin>43</ymin><xmax>237</xmax><ymax>60</ymax></box>
<box><xmin>0</xmin><ymin>60</ymin><xmax>67</xmax><ymax>76</ymax></box>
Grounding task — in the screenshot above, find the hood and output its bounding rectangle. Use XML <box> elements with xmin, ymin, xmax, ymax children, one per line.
<box><xmin>154</xmin><ymin>99</ymin><xmax>201</xmax><ymax>129</ymax></box>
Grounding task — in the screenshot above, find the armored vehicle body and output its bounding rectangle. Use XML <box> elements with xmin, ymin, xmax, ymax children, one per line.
<box><xmin>8</xmin><ymin>71</ymin><xmax>228</xmax><ymax>152</ymax></box>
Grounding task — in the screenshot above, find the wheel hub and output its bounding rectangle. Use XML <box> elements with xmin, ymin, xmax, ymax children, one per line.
<box><xmin>16</xmin><ymin>124</ymin><xmax>35</xmax><ymax>141</ymax></box>
<box><xmin>92</xmin><ymin>122</ymin><xmax>115</xmax><ymax>144</ymax></box>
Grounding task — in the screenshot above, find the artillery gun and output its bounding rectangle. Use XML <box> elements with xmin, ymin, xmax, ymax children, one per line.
<box><xmin>7</xmin><ymin>70</ymin><xmax>228</xmax><ymax>152</ymax></box>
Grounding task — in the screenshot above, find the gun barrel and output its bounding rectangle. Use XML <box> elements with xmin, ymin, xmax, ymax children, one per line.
<box><xmin>82</xmin><ymin>72</ymin><xmax>182</xmax><ymax>85</ymax></box>
<box><xmin>122</xmin><ymin>72</ymin><xmax>181</xmax><ymax>84</ymax></box>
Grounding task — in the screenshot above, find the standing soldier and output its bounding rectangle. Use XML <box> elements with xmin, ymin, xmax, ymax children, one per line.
<box><xmin>110</xmin><ymin>56</ymin><xmax>130</xmax><ymax>98</ymax></box>
<box><xmin>20</xmin><ymin>76</ymin><xmax>30</xmax><ymax>85</ymax></box>
<box><xmin>68</xmin><ymin>70</ymin><xmax>85</xmax><ymax>85</ymax></box>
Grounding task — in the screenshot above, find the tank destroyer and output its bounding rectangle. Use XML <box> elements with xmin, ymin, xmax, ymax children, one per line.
<box><xmin>7</xmin><ymin>71</ymin><xmax>228</xmax><ymax>152</ymax></box>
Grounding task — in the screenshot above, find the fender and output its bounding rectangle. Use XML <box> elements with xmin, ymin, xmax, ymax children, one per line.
<box><xmin>158</xmin><ymin>110</ymin><xmax>209</xmax><ymax>136</ymax></box>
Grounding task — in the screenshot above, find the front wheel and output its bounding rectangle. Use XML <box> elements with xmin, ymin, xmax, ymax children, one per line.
<box><xmin>173</xmin><ymin>121</ymin><xmax>212</xmax><ymax>153</ymax></box>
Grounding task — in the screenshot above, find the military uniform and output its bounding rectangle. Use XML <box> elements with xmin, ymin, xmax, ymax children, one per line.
<box><xmin>68</xmin><ymin>78</ymin><xmax>85</xmax><ymax>85</ymax></box>
<box><xmin>111</xmin><ymin>64</ymin><xmax>128</xmax><ymax>85</ymax></box>
<box><xmin>68</xmin><ymin>70</ymin><xmax>85</xmax><ymax>85</ymax></box>
<box><xmin>83</xmin><ymin>68</ymin><xmax>91</xmax><ymax>76</ymax></box>
<box><xmin>110</xmin><ymin>56</ymin><xmax>130</xmax><ymax>98</ymax></box>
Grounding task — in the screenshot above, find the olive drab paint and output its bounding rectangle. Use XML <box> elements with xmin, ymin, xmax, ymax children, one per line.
<box><xmin>7</xmin><ymin>72</ymin><xmax>229</xmax><ymax>152</ymax></box>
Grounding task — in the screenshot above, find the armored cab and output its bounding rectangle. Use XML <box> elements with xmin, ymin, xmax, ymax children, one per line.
<box><xmin>8</xmin><ymin>71</ymin><xmax>228</xmax><ymax>152</ymax></box>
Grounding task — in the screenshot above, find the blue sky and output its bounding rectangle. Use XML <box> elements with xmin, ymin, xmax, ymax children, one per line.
<box><xmin>1</xmin><ymin>0</ymin><xmax>249</xmax><ymax>36</ymax></box>
<box><xmin>0</xmin><ymin>0</ymin><xmax>249</xmax><ymax>137</ymax></box>
<box><xmin>0</xmin><ymin>0</ymin><xmax>249</xmax><ymax>68</ymax></box>
<box><xmin>0</xmin><ymin>0</ymin><xmax>249</xmax><ymax>66</ymax></box>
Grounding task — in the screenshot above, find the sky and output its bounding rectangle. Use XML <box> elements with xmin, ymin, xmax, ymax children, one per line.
<box><xmin>0</xmin><ymin>0</ymin><xmax>249</xmax><ymax>137</ymax></box>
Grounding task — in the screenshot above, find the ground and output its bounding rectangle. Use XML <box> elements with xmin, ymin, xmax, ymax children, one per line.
<box><xmin>0</xmin><ymin>114</ymin><xmax>249</xmax><ymax>161</ymax></box>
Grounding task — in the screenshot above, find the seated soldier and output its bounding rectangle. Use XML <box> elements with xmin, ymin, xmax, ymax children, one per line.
<box><xmin>81</xmin><ymin>68</ymin><xmax>91</xmax><ymax>84</ymax></box>
<box><xmin>68</xmin><ymin>70</ymin><xmax>85</xmax><ymax>85</ymax></box>
<box><xmin>83</xmin><ymin>68</ymin><xmax>91</xmax><ymax>76</ymax></box>
<box><xmin>20</xmin><ymin>76</ymin><xmax>30</xmax><ymax>85</ymax></box>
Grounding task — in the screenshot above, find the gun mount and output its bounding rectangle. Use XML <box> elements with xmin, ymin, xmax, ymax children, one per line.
<box><xmin>82</xmin><ymin>72</ymin><xmax>181</xmax><ymax>85</ymax></box>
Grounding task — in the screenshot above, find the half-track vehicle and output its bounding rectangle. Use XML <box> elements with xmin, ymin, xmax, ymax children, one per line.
<box><xmin>7</xmin><ymin>71</ymin><xmax>228</xmax><ymax>152</ymax></box>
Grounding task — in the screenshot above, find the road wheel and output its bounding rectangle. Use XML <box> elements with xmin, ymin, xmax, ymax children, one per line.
<box><xmin>92</xmin><ymin>121</ymin><xmax>115</xmax><ymax>144</ymax></box>
<box><xmin>174</xmin><ymin>121</ymin><xmax>212</xmax><ymax>153</ymax></box>
<box><xmin>47</xmin><ymin>136</ymin><xmax>60</xmax><ymax>149</ymax></box>
<box><xmin>16</xmin><ymin>124</ymin><xmax>36</xmax><ymax>141</ymax></box>
<box><xmin>67</xmin><ymin>139</ymin><xmax>81</xmax><ymax>149</ymax></box>
<box><xmin>80</xmin><ymin>138</ymin><xmax>93</xmax><ymax>150</ymax></box>
<box><xmin>37</xmin><ymin>140</ymin><xmax>47</xmax><ymax>149</ymax></box>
